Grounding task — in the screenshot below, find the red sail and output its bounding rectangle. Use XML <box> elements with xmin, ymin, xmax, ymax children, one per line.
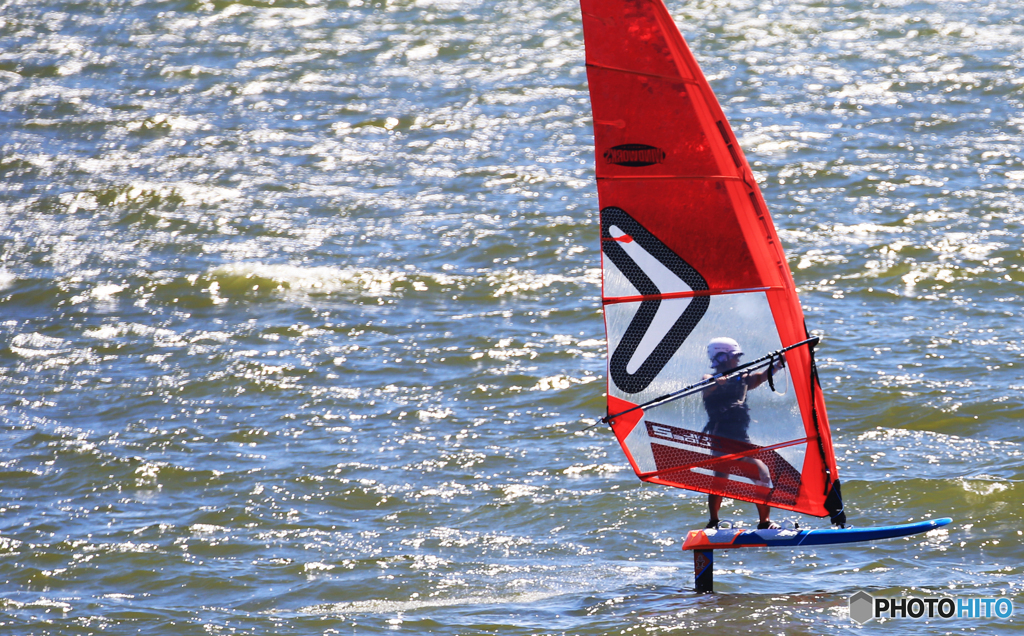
<box><xmin>582</xmin><ymin>0</ymin><xmax>840</xmax><ymax>517</ymax></box>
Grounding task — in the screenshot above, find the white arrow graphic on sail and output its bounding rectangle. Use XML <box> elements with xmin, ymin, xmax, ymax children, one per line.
<box><xmin>608</xmin><ymin>225</ymin><xmax>694</xmax><ymax>375</ymax></box>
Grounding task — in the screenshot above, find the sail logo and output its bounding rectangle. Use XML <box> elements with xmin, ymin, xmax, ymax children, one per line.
<box><xmin>604</xmin><ymin>144</ymin><xmax>666</xmax><ymax>167</ymax></box>
<box><xmin>849</xmin><ymin>591</ymin><xmax>1013</xmax><ymax>624</ymax></box>
<box><xmin>601</xmin><ymin>207</ymin><xmax>709</xmax><ymax>394</ymax></box>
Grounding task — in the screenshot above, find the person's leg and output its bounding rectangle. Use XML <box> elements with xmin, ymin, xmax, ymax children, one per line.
<box><xmin>756</xmin><ymin>502</ymin><xmax>779</xmax><ymax>529</ymax></box>
<box><xmin>720</xmin><ymin>457</ymin><xmax>772</xmax><ymax>489</ymax></box>
<box><xmin>750</xmin><ymin>458</ymin><xmax>772</xmax><ymax>488</ymax></box>
<box><xmin>737</xmin><ymin>456</ymin><xmax>770</xmax><ymax>485</ymax></box>
<box><xmin>708</xmin><ymin>494</ymin><xmax>722</xmax><ymax>527</ymax></box>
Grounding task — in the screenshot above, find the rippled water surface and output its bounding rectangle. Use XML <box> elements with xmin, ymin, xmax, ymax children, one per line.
<box><xmin>2</xmin><ymin>0</ymin><xmax>1023</xmax><ymax>633</ymax></box>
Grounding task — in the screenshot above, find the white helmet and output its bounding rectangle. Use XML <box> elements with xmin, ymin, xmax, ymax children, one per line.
<box><xmin>707</xmin><ymin>337</ymin><xmax>742</xmax><ymax>367</ymax></box>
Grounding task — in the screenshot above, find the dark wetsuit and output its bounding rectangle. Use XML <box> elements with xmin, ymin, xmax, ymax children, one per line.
<box><xmin>702</xmin><ymin>373</ymin><xmax>751</xmax><ymax>443</ymax></box>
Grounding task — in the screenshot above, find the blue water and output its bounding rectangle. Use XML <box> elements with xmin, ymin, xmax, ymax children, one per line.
<box><xmin>1</xmin><ymin>0</ymin><xmax>1022</xmax><ymax>633</ymax></box>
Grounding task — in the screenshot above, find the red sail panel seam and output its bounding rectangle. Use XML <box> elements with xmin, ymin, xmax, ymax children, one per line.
<box><xmin>596</xmin><ymin>175</ymin><xmax>744</xmax><ymax>181</ymax></box>
<box><xmin>602</xmin><ymin>286</ymin><xmax>781</xmax><ymax>305</ymax></box>
<box><xmin>584</xmin><ymin>62</ymin><xmax>698</xmax><ymax>84</ymax></box>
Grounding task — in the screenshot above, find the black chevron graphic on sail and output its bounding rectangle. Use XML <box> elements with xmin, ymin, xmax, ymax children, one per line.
<box><xmin>601</xmin><ymin>206</ymin><xmax>710</xmax><ymax>394</ymax></box>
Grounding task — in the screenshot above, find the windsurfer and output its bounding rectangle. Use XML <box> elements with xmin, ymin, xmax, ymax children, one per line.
<box><xmin>702</xmin><ymin>337</ymin><xmax>785</xmax><ymax>530</ymax></box>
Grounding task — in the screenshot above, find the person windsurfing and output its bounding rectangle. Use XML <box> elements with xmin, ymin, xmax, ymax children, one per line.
<box><xmin>702</xmin><ymin>337</ymin><xmax>786</xmax><ymax>530</ymax></box>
